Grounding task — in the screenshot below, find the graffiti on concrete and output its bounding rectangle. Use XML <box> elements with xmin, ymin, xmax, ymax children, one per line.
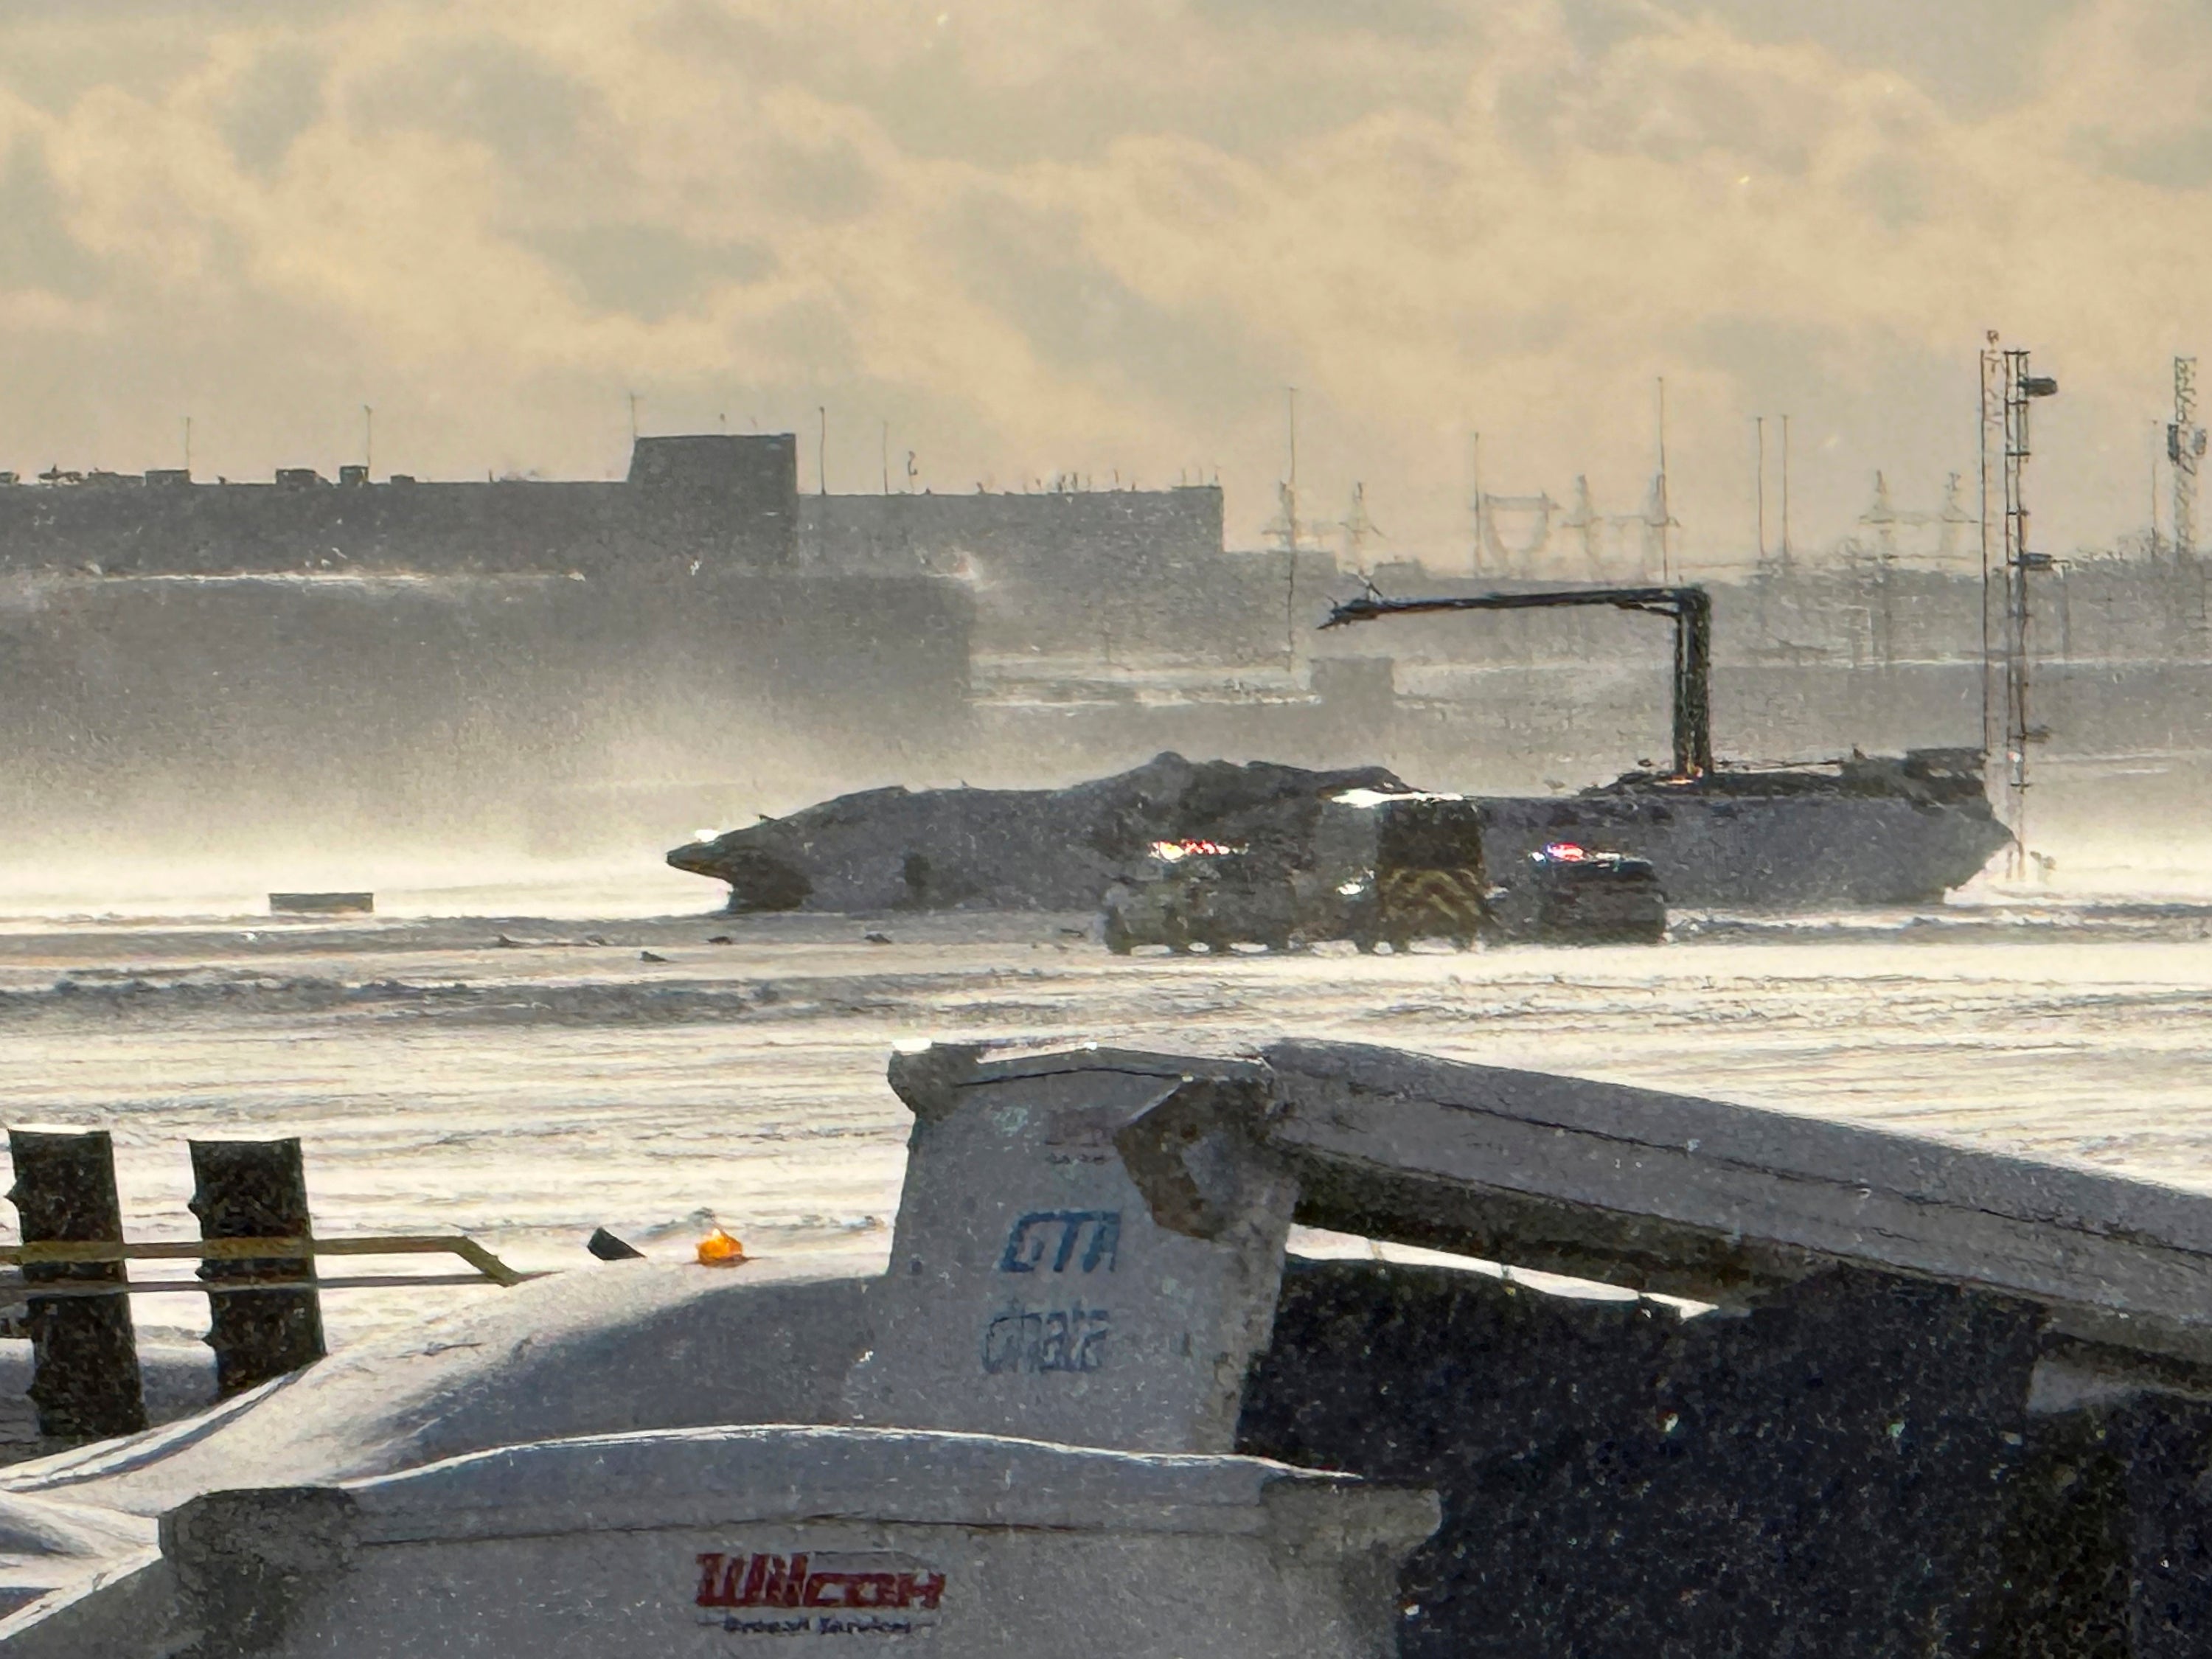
<box><xmin>997</xmin><ymin>1209</ymin><xmax>1120</xmax><ymax>1274</ymax></box>
<box><xmin>982</xmin><ymin>1302</ymin><xmax>1111</xmax><ymax>1374</ymax></box>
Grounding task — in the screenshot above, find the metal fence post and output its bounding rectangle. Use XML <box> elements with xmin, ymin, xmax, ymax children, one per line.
<box><xmin>189</xmin><ymin>1138</ymin><xmax>327</xmax><ymax>1397</ymax></box>
<box><xmin>7</xmin><ymin>1128</ymin><xmax>147</xmax><ymax>1439</ymax></box>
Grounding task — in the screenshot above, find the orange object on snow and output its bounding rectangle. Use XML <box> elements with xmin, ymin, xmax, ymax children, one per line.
<box><xmin>695</xmin><ymin>1228</ymin><xmax>748</xmax><ymax>1267</ymax></box>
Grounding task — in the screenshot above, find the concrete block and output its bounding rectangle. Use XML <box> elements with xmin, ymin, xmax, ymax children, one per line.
<box><xmin>0</xmin><ymin>1554</ymin><xmax>174</xmax><ymax>1659</ymax></box>
<box><xmin>846</xmin><ymin>1046</ymin><xmax>1296</xmax><ymax>1453</ymax></box>
<box><xmin>116</xmin><ymin>1426</ymin><xmax>1437</xmax><ymax>1658</ymax></box>
<box><xmin>2122</xmin><ymin>1399</ymin><xmax>2212</xmax><ymax>1659</ymax></box>
<box><xmin>1240</xmin><ymin>1257</ymin><xmax>2045</xmax><ymax>1659</ymax></box>
<box><xmin>1981</xmin><ymin>1405</ymin><xmax>2130</xmax><ymax>1657</ymax></box>
<box><xmin>1265</xmin><ymin>1040</ymin><xmax>2212</xmax><ymax>1340</ymax></box>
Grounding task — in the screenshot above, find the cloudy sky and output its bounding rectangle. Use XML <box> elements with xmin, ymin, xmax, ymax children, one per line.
<box><xmin>0</xmin><ymin>0</ymin><xmax>2205</xmax><ymax>565</ymax></box>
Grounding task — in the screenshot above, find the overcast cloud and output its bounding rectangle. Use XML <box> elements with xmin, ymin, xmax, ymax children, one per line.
<box><xmin>0</xmin><ymin>0</ymin><xmax>2198</xmax><ymax>562</ymax></box>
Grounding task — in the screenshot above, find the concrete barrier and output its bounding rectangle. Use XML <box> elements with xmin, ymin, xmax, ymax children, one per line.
<box><xmin>846</xmin><ymin>1045</ymin><xmax>1297</xmax><ymax>1453</ymax></box>
<box><xmin>5</xmin><ymin>1427</ymin><xmax>1436</xmax><ymax>1658</ymax></box>
<box><xmin>1243</xmin><ymin>1256</ymin><xmax>2051</xmax><ymax>1658</ymax></box>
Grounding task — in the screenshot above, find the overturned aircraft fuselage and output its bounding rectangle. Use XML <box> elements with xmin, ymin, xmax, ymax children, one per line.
<box><xmin>667</xmin><ymin>748</ymin><xmax>2010</xmax><ymax>919</ymax></box>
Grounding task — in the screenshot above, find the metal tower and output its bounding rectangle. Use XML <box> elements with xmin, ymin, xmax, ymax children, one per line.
<box><xmin>1562</xmin><ymin>476</ymin><xmax>1602</xmax><ymax>574</ymax></box>
<box><xmin>2171</xmin><ymin>356</ymin><xmax>2205</xmax><ymax>560</ymax></box>
<box><xmin>1478</xmin><ymin>490</ymin><xmax>1559</xmax><ymax>577</ymax></box>
<box><xmin>1978</xmin><ymin>340</ymin><xmax>2006</xmax><ymax>776</ymax></box>
<box><xmin>1992</xmin><ymin>344</ymin><xmax>2059</xmax><ymax>877</ymax></box>
<box><xmin>1339</xmin><ymin>482</ymin><xmax>1382</xmax><ymax>571</ymax></box>
<box><xmin>1862</xmin><ymin>470</ymin><xmax>1901</xmax><ymax>562</ymax></box>
<box><xmin>1936</xmin><ymin>472</ymin><xmax>1972</xmax><ymax>562</ymax></box>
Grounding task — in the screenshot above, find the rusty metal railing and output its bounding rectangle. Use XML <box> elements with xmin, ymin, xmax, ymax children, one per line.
<box><xmin>0</xmin><ymin>1234</ymin><xmax>540</xmax><ymax>1295</ymax></box>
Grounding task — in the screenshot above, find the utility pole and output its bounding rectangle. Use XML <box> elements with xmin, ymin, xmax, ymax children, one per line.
<box><xmin>1470</xmin><ymin>430</ymin><xmax>1484</xmax><ymax>577</ymax></box>
<box><xmin>1778</xmin><ymin>414</ymin><xmax>1792</xmax><ymax>563</ymax></box>
<box><xmin>1655</xmin><ymin>378</ymin><xmax>1671</xmax><ymax>582</ymax></box>
<box><xmin>1753</xmin><ymin>415</ymin><xmax>1766</xmax><ymax>561</ymax></box>
<box><xmin>1284</xmin><ymin>386</ymin><xmax>1299</xmax><ymax>672</ymax></box>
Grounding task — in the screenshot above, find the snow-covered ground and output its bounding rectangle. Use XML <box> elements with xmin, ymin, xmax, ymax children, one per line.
<box><xmin>4</xmin><ymin>884</ymin><xmax>2212</xmax><ymax>1356</ymax></box>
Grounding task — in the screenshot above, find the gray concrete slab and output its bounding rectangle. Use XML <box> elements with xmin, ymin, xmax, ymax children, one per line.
<box><xmin>846</xmin><ymin>1045</ymin><xmax>1297</xmax><ymax>1452</ymax></box>
<box><xmin>1265</xmin><ymin>1039</ymin><xmax>2212</xmax><ymax>1343</ymax></box>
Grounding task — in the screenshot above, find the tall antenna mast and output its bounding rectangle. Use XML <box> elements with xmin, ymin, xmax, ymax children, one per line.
<box><xmin>1778</xmin><ymin>414</ymin><xmax>1791</xmax><ymax>562</ymax></box>
<box><xmin>1978</xmin><ymin>337</ymin><xmax>2004</xmax><ymax>766</ymax></box>
<box><xmin>1753</xmin><ymin>415</ymin><xmax>1766</xmax><ymax>561</ymax></box>
<box><xmin>1655</xmin><ymin>378</ymin><xmax>1671</xmax><ymax>581</ymax></box>
<box><xmin>2000</xmin><ymin>344</ymin><xmax>2060</xmax><ymax>877</ymax></box>
<box><xmin>1470</xmin><ymin>430</ymin><xmax>1484</xmax><ymax>577</ymax></box>
<box><xmin>2171</xmin><ymin>355</ymin><xmax>2204</xmax><ymax>560</ymax></box>
<box><xmin>363</xmin><ymin>405</ymin><xmax>373</xmax><ymax>476</ymax></box>
<box><xmin>817</xmin><ymin>406</ymin><xmax>827</xmax><ymax>495</ymax></box>
<box><xmin>1276</xmin><ymin>386</ymin><xmax>1301</xmax><ymax>672</ymax></box>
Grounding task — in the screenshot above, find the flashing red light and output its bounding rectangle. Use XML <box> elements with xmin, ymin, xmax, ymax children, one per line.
<box><xmin>1150</xmin><ymin>838</ymin><xmax>1246</xmax><ymax>861</ymax></box>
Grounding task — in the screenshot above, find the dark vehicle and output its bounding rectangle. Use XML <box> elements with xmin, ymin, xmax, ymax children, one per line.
<box><xmin>1099</xmin><ymin>841</ymin><xmax>1326</xmax><ymax>954</ymax></box>
<box><xmin>1496</xmin><ymin>842</ymin><xmax>1668</xmax><ymax>945</ymax></box>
